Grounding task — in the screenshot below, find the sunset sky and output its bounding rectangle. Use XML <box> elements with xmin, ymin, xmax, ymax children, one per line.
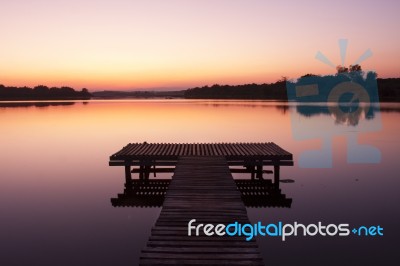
<box><xmin>0</xmin><ymin>0</ymin><xmax>399</xmax><ymax>90</ymax></box>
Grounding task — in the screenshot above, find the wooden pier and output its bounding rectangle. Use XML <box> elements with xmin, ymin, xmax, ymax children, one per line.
<box><xmin>109</xmin><ymin>142</ymin><xmax>294</xmax><ymax>265</ymax></box>
<box><xmin>110</xmin><ymin>142</ymin><xmax>293</xmax><ymax>189</ymax></box>
<box><xmin>140</xmin><ymin>156</ymin><xmax>264</xmax><ymax>265</ymax></box>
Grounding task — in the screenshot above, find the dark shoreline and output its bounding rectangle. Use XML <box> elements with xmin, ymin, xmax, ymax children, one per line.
<box><xmin>184</xmin><ymin>78</ymin><xmax>400</xmax><ymax>102</ymax></box>
<box><xmin>0</xmin><ymin>84</ymin><xmax>91</xmax><ymax>101</ymax></box>
<box><xmin>2</xmin><ymin>77</ymin><xmax>400</xmax><ymax>102</ymax></box>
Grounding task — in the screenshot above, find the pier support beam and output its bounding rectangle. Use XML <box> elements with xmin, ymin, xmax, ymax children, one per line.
<box><xmin>124</xmin><ymin>162</ymin><xmax>133</xmax><ymax>189</ymax></box>
<box><xmin>256</xmin><ymin>159</ymin><xmax>263</xmax><ymax>180</ymax></box>
<box><xmin>274</xmin><ymin>164</ymin><xmax>280</xmax><ymax>189</ymax></box>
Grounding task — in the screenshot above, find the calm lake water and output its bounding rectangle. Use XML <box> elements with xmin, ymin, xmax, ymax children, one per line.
<box><xmin>1</xmin><ymin>100</ymin><xmax>399</xmax><ymax>265</ymax></box>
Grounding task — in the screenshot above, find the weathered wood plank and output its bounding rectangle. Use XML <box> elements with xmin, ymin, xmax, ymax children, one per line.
<box><xmin>139</xmin><ymin>156</ymin><xmax>264</xmax><ymax>265</ymax></box>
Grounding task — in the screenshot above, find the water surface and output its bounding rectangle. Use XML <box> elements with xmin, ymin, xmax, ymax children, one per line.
<box><xmin>0</xmin><ymin>100</ymin><xmax>399</xmax><ymax>265</ymax></box>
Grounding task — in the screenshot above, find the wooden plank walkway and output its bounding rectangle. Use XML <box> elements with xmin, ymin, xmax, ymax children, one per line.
<box><xmin>139</xmin><ymin>157</ymin><xmax>265</xmax><ymax>265</ymax></box>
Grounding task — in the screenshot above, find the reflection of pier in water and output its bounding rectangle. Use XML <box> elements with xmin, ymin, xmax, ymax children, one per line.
<box><xmin>112</xmin><ymin>179</ymin><xmax>292</xmax><ymax>208</ymax></box>
<box><xmin>109</xmin><ymin>143</ymin><xmax>293</xmax><ymax>265</ymax></box>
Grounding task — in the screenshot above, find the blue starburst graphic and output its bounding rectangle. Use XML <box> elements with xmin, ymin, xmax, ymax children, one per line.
<box><xmin>315</xmin><ymin>38</ymin><xmax>373</xmax><ymax>68</ymax></box>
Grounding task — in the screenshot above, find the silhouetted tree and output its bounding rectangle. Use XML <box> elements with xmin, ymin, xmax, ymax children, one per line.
<box><xmin>366</xmin><ymin>71</ymin><xmax>377</xmax><ymax>81</ymax></box>
<box><xmin>33</xmin><ymin>85</ymin><xmax>50</xmax><ymax>94</ymax></box>
<box><xmin>349</xmin><ymin>64</ymin><xmax>362</xmax><ymax>72</ymax></box>
<box><xmin>336</xmin><ymin>65</ymin><xmax>349</xmax><ymax>74</ymax></box>
<box><xmin>301</xmin><ymin>74</ymin><xmax>320</xmax><ymax>78</ymax></box>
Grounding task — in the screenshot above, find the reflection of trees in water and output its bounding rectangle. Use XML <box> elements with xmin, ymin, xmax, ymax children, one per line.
<box><xmin>296</xmin><ymin>105</ymin><xmax>330</xmax><ymax>117</ymax></box>
<box><xmin>296</xmin><ymin>104</ymin><xmax>377</xmax><ymax>126</ymax></box>
<box><xmin>328</xmin><ymin>105</ymin><xmax>368</xmax><ymax>126</ymax></box>
<box><xmin>0</xmin><ymin>102</ymin><xmax>77</xmax><ymax>108</ymax></box>
<box><xmin>275</xmin><ymin>104</ymin><xmax>289</xmax><ymax>114</ymax></box>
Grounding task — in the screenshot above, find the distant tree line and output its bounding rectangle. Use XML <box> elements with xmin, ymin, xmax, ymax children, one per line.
<box><xmin>91</xmin><ymin>90</ymin><xmax>185</xmax><ymax>98</ymax></box>
<box><xmin>302</xmin><ymin>65</ymin><xmax>400</xmax><ymax>102</ymax></box>
<box><xmin>287</xmin><ymin>70</ymin><xmax>381</xmax><ymax>102</ymax></box>
<box><xmin>0</xmin><ymin>85</ymin><xmax>91</xmax><ymax>100</ymax></box>
<box><xmin>184</xmin><ymin>67</ymin><xmax>400</xmax><ymax>102</ymax></box>
<box><xmin>184</xmin><ymin>80</ymin><xmax>288</xmax><ymax>100</ymax></box>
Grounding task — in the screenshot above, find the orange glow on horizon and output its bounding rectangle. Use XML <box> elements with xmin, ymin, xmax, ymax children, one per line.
<box><xmin>0</xmin><ymin>1</ymin><xmax>399</xmax><ymax>91</ymax></box>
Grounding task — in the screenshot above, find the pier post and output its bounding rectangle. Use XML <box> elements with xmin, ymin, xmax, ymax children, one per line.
<box><xmin>139</xmin><ymin>164</ymin><xmax>144</xmax><ymax>180</ymax></box>
<box><xmin>124</xmin><ymin>162</ymin><xmax>132</xmax><ymax>190</ymax></box>
<box><xmin>145</xmin><ymin>165</ymin><xmax>151</xmax><ymax>180</ymax></box>
<box><xmin>256</xmin><ymin>159</ymin><xmax>263</xmax><ymax>179</ymax></box>
<box><xmin>274</xmin><ymin>163</ymin><xmax>280</xmax><ymax>189</ymax></box>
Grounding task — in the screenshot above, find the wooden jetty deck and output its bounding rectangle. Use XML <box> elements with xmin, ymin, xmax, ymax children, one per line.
<box><xmin>110</xmin><ymin>142</ymin><xmax>293</xmax><ymax>188</ymax></box>
<box><xmin>140</xmin><ymin>156</ymin><xmax>264</xmax><ymax>265</ymax></box>
<box><xmin>109</xmin><ymin>142</ymin><xmax>294</xmax><ymax>265</ymax></box>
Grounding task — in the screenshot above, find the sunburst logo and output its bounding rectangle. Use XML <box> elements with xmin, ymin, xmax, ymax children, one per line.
<box><xmin>315</xmin><ymin>38</ymin><xmax>373</xmax><ymax>69</ymax></box>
